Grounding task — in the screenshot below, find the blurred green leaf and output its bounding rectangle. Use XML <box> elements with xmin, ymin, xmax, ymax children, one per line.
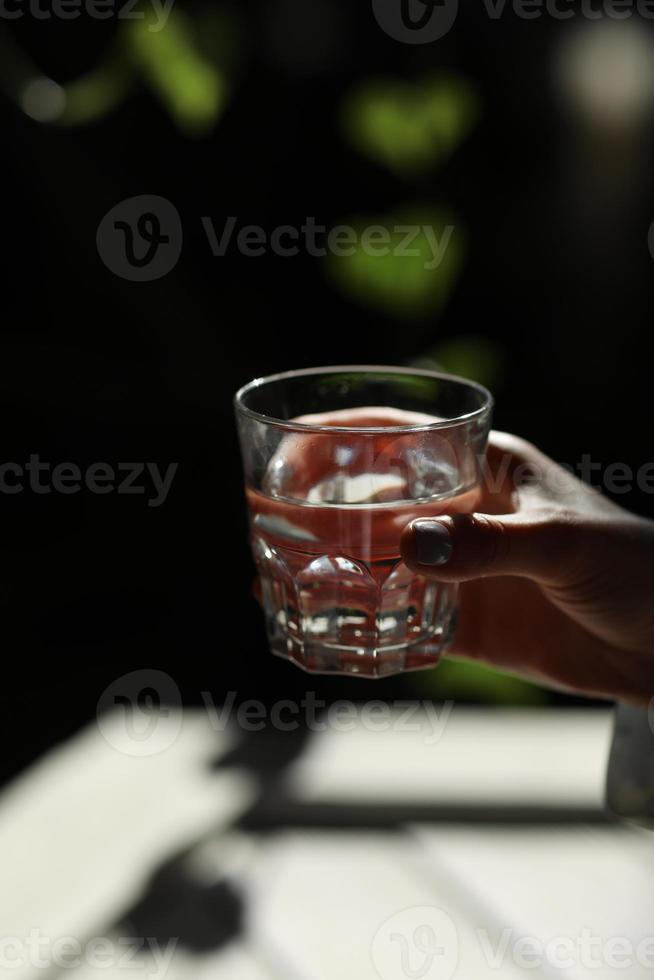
<box><xmin>317</xmin><ymin>371</ymin><xmax>442</xmax><ymax>402</ymax></box>
<box><xmin>125</xmin><ymin>9</ymin><xmax>227</xmax><ymax>135</ymax></box>
<box><xmin>415</xmin><ymin>657</ymin><xmax>546</xmax><ymax>704</ymax></box>
<box><xmin>326</xmin><ymin>210</ymin><xmax>464</xmax><ymax>317</ymax></box>
<box><xmin>0</xmin><ymin>27</ymin><xmax>124</xmax><ymax>125</ymax></box>
<box><xmin>342</xmin><ymin>74</ymin><xmax>478</xmax><ymax>176</ymax></box>
<box><xmin>57</xmin><ymin>60</ymin><xmax>133</xmax><ymax>126</ymax></box>
<box><xmin>413</xmin><ymin>336</ymin><xmax>505</xmax><ymax>388</ymax></box>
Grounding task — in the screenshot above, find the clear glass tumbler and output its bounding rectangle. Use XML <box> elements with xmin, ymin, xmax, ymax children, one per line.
<box><xmin>235</xmin><ymin>366</ymin><xmax>492</xmax><ymax>677</ymax></box>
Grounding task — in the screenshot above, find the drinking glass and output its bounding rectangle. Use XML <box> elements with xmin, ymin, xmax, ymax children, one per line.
<box><xmin>235</xmin><ymin>366</ymin><xmax>492</xmax><ymax>677</ymax></box>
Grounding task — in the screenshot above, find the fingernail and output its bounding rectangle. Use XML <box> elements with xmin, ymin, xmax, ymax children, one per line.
<box><xmin>414</xmin><ymin>520</ymin><xmax>452</xmax><ymax>566</ymax></box>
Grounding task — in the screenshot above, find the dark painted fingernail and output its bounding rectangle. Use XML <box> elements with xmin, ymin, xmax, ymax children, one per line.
<box><xmin>414</xmin><ymin>520</ymin><xmax>452</xmax><ymax>566</ymax></box>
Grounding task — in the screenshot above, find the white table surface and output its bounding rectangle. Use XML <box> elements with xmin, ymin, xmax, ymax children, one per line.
<box><xmin>2</xmin><ymin>705</ymin><xmax>651</xmax><ymax>980</ymax></box>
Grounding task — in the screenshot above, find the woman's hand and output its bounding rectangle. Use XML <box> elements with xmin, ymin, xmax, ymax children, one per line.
<box><xmin>401</xmin><ymin>432</ymin><xmax>654</xmax><ymax>705</ymax></box>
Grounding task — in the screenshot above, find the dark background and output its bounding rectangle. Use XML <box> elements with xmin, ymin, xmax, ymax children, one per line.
<box><xmin>1</xmin><ymin>0</ymin><xmax>653</xmax><ymax>786</ymax></box>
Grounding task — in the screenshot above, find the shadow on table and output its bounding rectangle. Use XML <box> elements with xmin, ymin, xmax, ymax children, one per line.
<box><xmin>119</xmin><ymin>723</ymin><xmax>614</xmax><ymax>957</ymax></box>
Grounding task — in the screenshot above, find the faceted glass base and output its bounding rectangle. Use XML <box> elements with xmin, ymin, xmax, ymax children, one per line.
<box><xmin>268</xmin><ymin>627</ymin><xmax>455</xmax><ymax>678</ymax></box>
<box><xmin>256</xmin><ymin>536</ymin><xmax>457</xmax><ymax>677</ymax></box>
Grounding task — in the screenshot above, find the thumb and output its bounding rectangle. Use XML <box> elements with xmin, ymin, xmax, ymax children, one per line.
<box><xmin>400</xmin><ymin>511</ymin><xmax>580</xmax><ymax>585</ymax></box>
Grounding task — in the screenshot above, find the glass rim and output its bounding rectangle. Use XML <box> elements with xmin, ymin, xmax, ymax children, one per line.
<box><xmin>234</xmin><ymin>365</ymin><xmax>493</xmax><ymax>434</ymax></box>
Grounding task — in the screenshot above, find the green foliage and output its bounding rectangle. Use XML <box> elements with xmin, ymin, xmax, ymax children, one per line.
<box><xmin>125</xmin><ymin>10</ymin><xmax>226</xmax><ymax>135</ymax></box>
<box><xmin>326</xmin><ymin>211</ymin><xmax>464</xmax><ymax>317</ymax></box>
<box><xmin>413</xmin><ymin>656</ymin><xmax>546</xmax><ymax>704</ymax></box>
<box><xmin>332</xmin><ymin>73</ymin><xmax>478</xmax><ymax>323</ymax></box>
<box><xmin>316</xmin><ymin>370</ymin><xmax>445</xmax><ymax>406</ymax></box>
<box><xmin>413</xmin><ymin>336</ymin><xmax>506</xmax><ymax>389</ymax></box>
<box><xmin>1</xmin><ymin>4</ymin><xmax>231</xmax><ymax>131</ymax></box>
<box><xmin>341</xmin><ymin>74</ymin><xmax>478</xmax><ymax>176</ymax></box>
<box><xmin>57</xmin><ymin>61</ymin><xmax>132</xmax><ymax>126</ymax></box>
